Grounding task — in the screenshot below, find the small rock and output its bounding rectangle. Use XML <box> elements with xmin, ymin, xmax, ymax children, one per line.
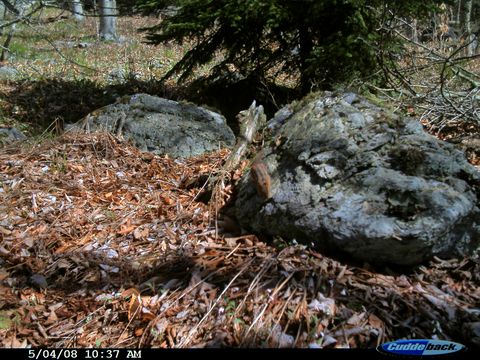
<box><xmin>29</xmin><ymin>274</ymin><xmax>48</xmax><ymax>290</ymax></box>
<box><xmin>267</xmin><ymin>106</ymin><xmax>293</xmax><ymax>133</ymax></box>
<box><xmin>0</xmin><ymin>66</ymin><xmax>19</xmax><ymax>80</ymax></box>
<box><xmin>0</xmin><ymin>127</ymin><xmax>26</xmax><ymax>145</ymax></box>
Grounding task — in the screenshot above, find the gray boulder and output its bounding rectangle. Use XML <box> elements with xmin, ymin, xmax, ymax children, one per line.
<box><xmin>236</xmin><ymin>92</ymin><xmax>480</xmax><ymax>266</ymax></box>
<box><xmin>0</xmin><ymin>66</ymin><xmax>19</xmax><ymax>81</ymax></box>
<box><xmin>0</xmin><ymin>127</ymin><xmax>26</xmax><ymax>145</ymax></box>
<box><xmin>76</xmin><ymin>94</ymin><xmax>236</xmax><ymax>158</ymax></box>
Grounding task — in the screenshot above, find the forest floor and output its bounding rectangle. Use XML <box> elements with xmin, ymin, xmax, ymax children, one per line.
<box><xmin>0</xmin><ymin>10</ymin><xmax>479</xmax><ymax>349</ymax></box>
<box><xmin>0</xmin><ymin>132</ymin><xmax>479</xmax><ymax>348</ymax></box>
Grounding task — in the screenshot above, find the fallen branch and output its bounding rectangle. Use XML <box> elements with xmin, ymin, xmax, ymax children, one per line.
<box><xmin>208</xmin><ymin>100</ymin><xmax>266</xmax><ymax>204</ymax></box>
<box><xmin>223</xmin><ymin>100</ymin><xmax>266</xmax><ymax>171</ymax></box>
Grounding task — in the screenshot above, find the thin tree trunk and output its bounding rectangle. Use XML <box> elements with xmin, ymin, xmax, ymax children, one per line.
<box><xmin>0</xmin><ymin>24</ymin><xmax>15</xmax><ymax>61</ymax></box>
<box><xmin>456</xmin><ymin>0</ymin><xmax>462</xmax><ymax>26</ymax></box>
<box><xmin>0</xmin><ymin>0</ymin><xmax>19</xmax><ymax>16</ymax></box>
<box><xmin>0</xmin><ymin>0</ymin><xmax>21</xmax><ymax>62</ymax></box>
<box><xmin>99</xmin><ymin>0</ymin><xmax>117</xmax><ymax>41</ymax></box>
<box><xmin>410</xmin><ymin>18</ymin><xmax>418</xmax><ymax>42</ymax></box>
<box><xmin>71</xmin><ymin>0</ymin><xmax>85</xmax><ymax>22</ymax></box>
<box><xmin>463</xmin><ymin>0</ymin><xmax>475</xmax><ymax>55</ymax></box>
<box><xmin>0</xmin><ymin>3</ymin><xmax>5</xmax><ymax>26</ymax></box>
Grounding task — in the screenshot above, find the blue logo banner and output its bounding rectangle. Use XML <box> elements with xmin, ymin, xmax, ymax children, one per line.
<box><xmin>378</xmin><ymin>339</ymin><xmax>466</xmax><ymax>356</ymax></box>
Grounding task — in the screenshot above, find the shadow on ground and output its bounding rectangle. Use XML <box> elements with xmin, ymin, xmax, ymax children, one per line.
<box><xmin>2</xmin><ymin>75</ymin><xmax>298</xmax><ymax>136</ymax></box>
<box><xmin>2</xmin><ymin>78</ymin><xmax>178</xmax><ymax>134</ymax></box>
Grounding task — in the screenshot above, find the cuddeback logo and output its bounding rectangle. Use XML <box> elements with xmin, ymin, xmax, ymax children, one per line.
<box><xmin>377</xmin><ymin>339</ymin><xmax>466</xmax><ymax>356</ymax></box>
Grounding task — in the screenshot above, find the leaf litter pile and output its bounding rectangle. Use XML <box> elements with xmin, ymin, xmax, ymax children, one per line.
<box><xmin>0</xmin><ymin>133</ymin><xmax>479</xmax><ymax>348</ymax></box>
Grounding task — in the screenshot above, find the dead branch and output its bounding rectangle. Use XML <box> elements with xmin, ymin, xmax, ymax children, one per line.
<box><xmin>208</xmin><ymin>101</ymin><xmax>266</xmax><ymax>220</ymax></box>
<box><xmin>223</xmin><ymin>101</ymin><xmax>266</xmax><ymax>172</ymax></box>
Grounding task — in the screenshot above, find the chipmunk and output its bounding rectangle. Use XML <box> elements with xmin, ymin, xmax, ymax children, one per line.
<box><xmin>250</xmin><ymin>160</ymin><xmax>272</xmax><ymax>200</ymax></box>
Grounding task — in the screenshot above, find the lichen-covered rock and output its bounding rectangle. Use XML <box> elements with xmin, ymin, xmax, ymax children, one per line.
<box><xmin>0</xmin><ymin>127</ymin><xmax>26</xmax><ymax>145</ymax></box>
<box><xmin>236</xmin><ymin>92</ymin><xmax>480</xmax><ymax>266</ymax></box>
<box><xmin>76</xmin><ymin>94</ymin><xmax>235</xmax><ymax>158</ymax></box>
<box><xmin>0</xmin><ymin>66</ymin><xmax>20</xmax><ymax>81</ymax></box>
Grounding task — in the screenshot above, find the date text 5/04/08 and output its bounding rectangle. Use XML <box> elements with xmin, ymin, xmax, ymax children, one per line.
<box><xmin>27</xmin><ymin>349</ymin><xmax>142</xmax><ymax>359</ymax></box>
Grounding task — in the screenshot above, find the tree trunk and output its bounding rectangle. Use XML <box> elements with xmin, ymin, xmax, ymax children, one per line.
<box><xmin>0</xmin><ymin>24</ymin><xmax>15</xmax><ymax>61</ymax></box>
<box><xmin>456</xmin><ymin>0</ymin><xmax>462</xmax><ymax>26</ymax></box>
<box><xmin>0</xmin><ymin>3</ymin><xmax>5</xmax><ymax>22</ymax></box>
<box><xmin>71</xmin><ymin>0</ymin><xmax>85</xmax><ymax>22</ymax></box>
<box><xmin>410</xmin><ymin>18</ymin><xmax>418</xmax><ymax>42</ymax></box>
<box><xmin>99</xmin><ymin>0</ymin><xmax>117</xmax><ymax>41</ymax></box>
<box><xmin>0</xmin><ymin>0</ymin><xmax>21</xmax><ymax>61</ymax></box>
<box><xmin>463</xmin><ymin>0</ymin><xmax>475</xmax><ymax>55</ymax></box>
<box><xmin>0</xmin><ymin>0</ymin><xmax>19</xmax><ymax>16</ymax></box>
